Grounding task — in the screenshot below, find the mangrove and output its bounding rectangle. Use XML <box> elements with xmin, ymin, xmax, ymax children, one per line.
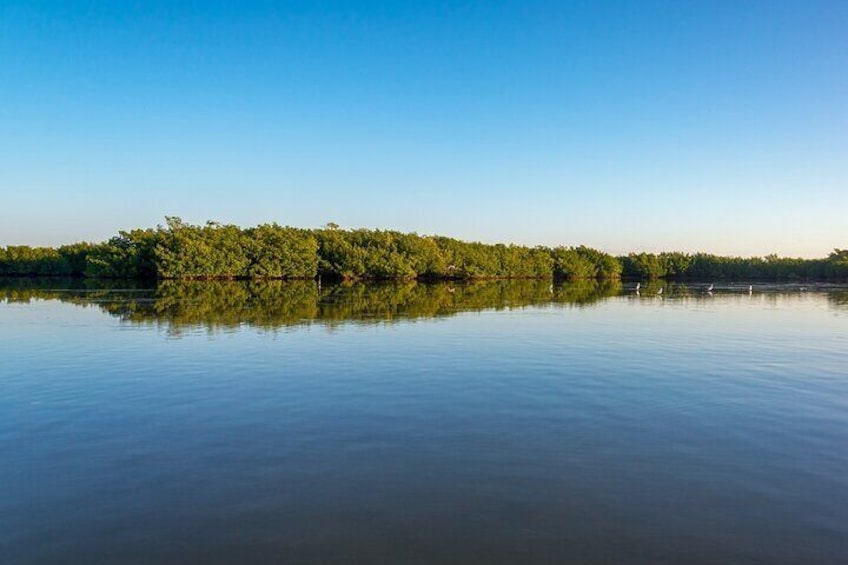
<box><xmin>1</xmin><ymin>217</ymin><xmax>846</xmax><ymax>282</ymax></box>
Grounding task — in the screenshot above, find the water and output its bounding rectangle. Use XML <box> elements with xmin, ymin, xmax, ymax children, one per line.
<box><xmin>2</xmin><ymin>279</ymin><xmax>847</xmax><ymax>564</ymax></box>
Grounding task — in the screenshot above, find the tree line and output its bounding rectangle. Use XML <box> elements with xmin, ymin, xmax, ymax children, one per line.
<box><xmin>1</xmin><ymin>217</ymin><xmax>846</xmax><ymax>281</ymax></box>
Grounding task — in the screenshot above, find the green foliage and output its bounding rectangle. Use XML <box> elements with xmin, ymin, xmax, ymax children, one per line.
<box><xmin>433</xmin><ymin>237</ymin><xmax>501</xmax><ymax>278</ymax></box>
<box><xmin>395</xmin><ymin>233</ymin><xmax>447</xmax><ymax>277</ymax></box>
<box><xmin>314</xmin><ymin>230</ymin><xmax>552</xmax><ymax>280</ymax></box>
<box><xmin>243</xmin><ymin>224</ymin><xmax>318</xmax><ymax>278</ymax></box>
<box><xmin>86</xmin><ymin>229</ymin><xmax>159</xmax><ymax>278</ymax></box>
<box><xmin>825</xmin><ymin>249</ymin><xmax>848</xmax><ymax>280</ymax></box>
<box><xmin>0</xmin><ymin>241</ymin><xmax>93</xmax><ymax>277</ymax></box>
<box><xmin>621</xmin><ymin>253</ymin><xmax>665</xmax><ymax>279</ymax></box>
<box><xmin>58</xmin><ymin>242</ymin><xmax>94</xmax><ymax>275</ymax></box>
<box><xmin>315</xmin><ymin>228</ymin><xmax>416</xmax><ymax>279</ymax></box>
<box><xmin>551</xmin><ymin>247</ymin><xmax>595</xmax><ymax>279</ymax></box>
<box><xmin>617</xmin><ymin>251</ymin><xmax>837</xmax><ymax>281</ymax></box>
<box><xmin>0</xmin><ymin>245</ymin><xmax>85</xmax><ymax>276</ymax></box>
<box><xmin>151</xmin><ymin>218</ymin><xmax>317</xmax><ymax>279</ymax></box>
<box><xmin>2</xmin><ymin>218</ymin><xmax>845</xmax><ymax>281</ymax></box>
<box><xmin>660</xmin><ymin>252</ymin><xmax>693</xmax><ymax>279</ymax></box>
<box><xmin>155</xmin><ymin>218</ymin><xmax>250</xmax><ymax>279</ymax></box>
<box><xmin>551</xmin><ymin>246</ymin><xmax>620</xmax><ymax>279</ymax></box>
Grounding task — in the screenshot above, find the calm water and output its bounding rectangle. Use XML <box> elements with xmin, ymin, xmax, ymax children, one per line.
<box><xmin>2</xmin><ymin>279</ymin><xmax>847</xmax><ymax>564</ymax></box>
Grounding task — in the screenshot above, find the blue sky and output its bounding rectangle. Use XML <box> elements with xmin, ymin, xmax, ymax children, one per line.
<box><xmin>1</xmin><ymin>1</ymin><xmax>846</xmax><ymax>257</ymax></box>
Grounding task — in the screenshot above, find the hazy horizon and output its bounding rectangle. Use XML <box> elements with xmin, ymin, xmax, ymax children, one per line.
<box><xmin>2</xmin><ymin>1</ymin><xmax>846</xmax><ymax>257</ymax></box>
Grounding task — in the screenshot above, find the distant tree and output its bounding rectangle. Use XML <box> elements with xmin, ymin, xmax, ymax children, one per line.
<box><xmin>3</xmin><ymin>217</ymin><xmax>844</xmax><ymax>282</ymax></box>
<box><xmin>244</xmin><ymin>224</ymin><xmax>318</xmax><ymax>278</ymax></box>
<box><xmin>86</xmin><ymin>229</ymin><xmax>159</xmax><ymax>278</ymax></box>
<box><xmin>155</xmin><ymin>217</ymin><xmax>250</xmax><ymax>279</ymax></box>
<box><xmin>551</xmin><ymin>247</ymin><xmax>596</xmax><ymax>279</ymax></box>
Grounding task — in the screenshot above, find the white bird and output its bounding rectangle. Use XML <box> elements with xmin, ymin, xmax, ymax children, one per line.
<box><xmin>748</xmin><ymin>285</ymin><xmax>753</xmax><ymax>293</ymax></box>
<box><xmin>656</xmin><ymin>287</ymin><xmax>663</xmax><ymax>295</ymax></box>
<box><xmin>706</xmin><ymin>283</ymin><xmax>714</xmax><ymax>292</ymax></box>
<box><xmin>635</xmin><ymin>282</ymin><xmax>641</xmax><ymax>291</ymax></box>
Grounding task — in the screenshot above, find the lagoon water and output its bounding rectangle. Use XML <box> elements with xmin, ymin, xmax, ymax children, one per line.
<box><xmin>1</xmin><ymin>279</ymin><xmax>847</xmax><ymax>564</ymax></box>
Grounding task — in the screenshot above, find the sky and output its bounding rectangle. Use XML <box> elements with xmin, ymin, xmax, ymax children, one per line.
<box><xmin>1</xmin><ymin>1</ymin><xmax>846</xmax><ymax>257</ymax></box>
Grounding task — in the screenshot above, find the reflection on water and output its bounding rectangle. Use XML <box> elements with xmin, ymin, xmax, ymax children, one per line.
<box><xmin>2</xmin><ymin>278</ymin><xmax>847</xmax><ymax>564</ymax></box>
<box><xmin>3</xmin><ymin>278</ymin><xmax>846</xmax><ymax>334</ymax></box>
<box><xmin>2</xmin><ymin>278</ymin><xmax>619</xmax><ymax>332</ymax></box>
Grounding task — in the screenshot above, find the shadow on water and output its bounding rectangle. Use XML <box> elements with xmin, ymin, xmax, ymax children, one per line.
<box><xmin>2</xmin><ymin>278</ymin><xmax>847</xmax><ymax>334</ymax></box>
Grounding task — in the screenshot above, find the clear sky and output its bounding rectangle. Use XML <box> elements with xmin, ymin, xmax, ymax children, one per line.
<box><xmin>1</xmin><ymin>1</ymin><xmax>846</xmax><ymax>257</ymax></box>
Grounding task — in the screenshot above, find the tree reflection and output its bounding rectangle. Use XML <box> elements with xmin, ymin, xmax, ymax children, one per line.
<box><xmin>3</xmin><ymin>278</ymin><xmax>846</xmax><ymax>334</ymax></box>
<box><xmin>1</xmin><ymin>278</ymin><xmax>617</xmax><ymax>332</ymax></box>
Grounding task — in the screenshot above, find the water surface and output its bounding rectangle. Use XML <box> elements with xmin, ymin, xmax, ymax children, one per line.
<box><xmin>2</xmin><ymin>279</ymin><xmax>847</xmax><ymax>564</ymax></box>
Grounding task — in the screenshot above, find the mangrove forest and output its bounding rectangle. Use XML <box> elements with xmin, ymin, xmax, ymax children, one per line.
<box><xmin>1</xmin><ymin>217</ymin><xmax>846</xmax><ymax>281</ymax></box>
